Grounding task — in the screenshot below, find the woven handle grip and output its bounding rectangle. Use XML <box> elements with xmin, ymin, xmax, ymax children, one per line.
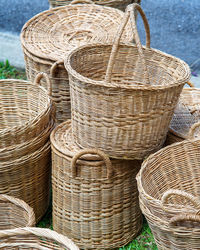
<box><xmin>188</xmin><ymin>121</ymin><xmax>200</xmax><ymax>139</ymax></box>
<box><xmin>161</xmin><ymin>189</ymin><xmax>200</xmax><ymax>212</ymax></box>
<box><xmin>105</xmin><ymin>3</ymin><xmax>150</xmax><ymax>84</ymax></box>
<box><xmin>50</xmin><ymin>60</ymin><xmax>64</xmax><ymax>78</ymax></box>
<box><xmin>70</xmin><ymin>0</ymin><xmax>94</xmax><ymax>4</ymax></box>
<box><xmin>71</xmin><ymin>149</ymin><xmax>113</xmax><ymax>179</ymax></box>
<box><xmin>169</xmin><ymin>213</ymin><xmax>200</xmax><ymax>227</ymax></box>
<box><xmin>34</xmin><ymin>72</ymin><xmax>52</xmax><ymax>97</ymax></box>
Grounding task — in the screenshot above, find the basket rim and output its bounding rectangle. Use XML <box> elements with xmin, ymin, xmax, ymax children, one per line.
<box><xmin>20</xmin><ymin>3</ymin><xmax>128</xmax><ymax>62</ymax></box>
<box><xmin>64</xmin><ymin>43</ymin><xmax>191</xmax><ymax>90</ymax></box>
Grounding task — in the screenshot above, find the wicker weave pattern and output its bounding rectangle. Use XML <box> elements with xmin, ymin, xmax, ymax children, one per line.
<box><xmin>0</xmin><ymin>227</ymin><xmax>79</xmax><ymax>249</ymax></box>
<box><xmin>49</xmin><ymin>0</ymin><xmax>140</xmax><ymax>11</ymax></box>
<box><xmin>65</xmin><ymin>4</ymin><xmax>190</xmax><ymax>159</ymax></box>
<box><xmin>0</xmin><ymin>194</ymin><xmax>35</xmax><ymax>230</ymax></box>
<box><xmin>51</xmin><ymin>121</ymin><xmax>142</xmax><ymax>249</ymax></box>
<box><xmin>21</xmin><ymin>3</ymin><xmax>133</xmax><ymax>123</ymax></box>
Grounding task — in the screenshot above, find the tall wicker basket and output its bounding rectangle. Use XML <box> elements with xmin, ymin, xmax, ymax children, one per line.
<box><xmin>50</xmin><ymin>121</ymin><xmax>142</xmax><ymax>249</ymax></box>
<box><xmin>49</xmin><ymin>0</ymin><xmax>141</xmax><ymax>11</ymax></box>
<box><xmin>65</xmin><ymin>3</ymin><xmax>190</xmax><ymax>160</ymax></box>
<box><xmin>20</xmin><ymin>1</ymin><xmax>133</xmax><ymax>124</ymax></box>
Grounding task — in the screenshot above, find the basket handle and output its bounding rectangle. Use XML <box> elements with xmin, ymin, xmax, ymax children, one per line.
<box><xmin>71</xmin><ymin>149</ymin><xmax>113</xmax><ymax>179</ymax></box>
<box><xmin>186</xmin><ymin>81</ymin><xmax>195</xmax><ymax>87</ymax></box>
<box><xmin>105</xmin><ymin>3</ymin><xmax>150</xmax><ymax>84</ymax></box>
<box><xmin>34</xmin><ymin>72</ymin><xmax>52</xmax><ymax>97</ymax></box>
<box><xmin>169</xmin><ymin>213</ymin><xmax>200</xmax><ymax>228</ymax></box>
<box><xmin>161</xmin><ymin>189</ymin><xmax>200</xmax><ymax>212</ymax></box>
<box><xmin>70</xmin><ymin>0</ymin><xmax>94</xmax><ymax>4</ymax></box>
<box><xmin>188</xmin><ymin>121</ymin><xmax>200</xmax><ymax>139</ymax></box>
<box><xmin>50</xmin><ymin>60</ymin><xmax>64</xmax><ymax>78</ymax></box>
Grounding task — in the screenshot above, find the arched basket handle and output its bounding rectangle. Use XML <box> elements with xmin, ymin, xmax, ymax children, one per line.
<box><xmin>71</xmin><ymin>149</ymin><xmax>113</xmax><ymax>179</ymax></box>
<box><xmin>188</xmin><ymin>121</ymin><xmax>200</xmax><ymax>139</ymax></box>
<box><xmin>34</xmin><ymin>72</ymin><xmax>52</xmax><ymax>97</ymax></box>
<box><xmin>169</xmin><ymin>213</ymin><xmax>200</xmax><ymax>228</ymax></box>
<box><xmin>105</xmin><ymin>3</ymin><xmax>150</xmax><ymax>84</ymax></box>
<box><xmin>50</xmin><ymin>60</ymin><xmax>65</xmax><ymax>78</ymax></box>
<box><xmin>70</xmin><ymin>0</ymin><xmax>94</xmax><ymax>4</ymax></box>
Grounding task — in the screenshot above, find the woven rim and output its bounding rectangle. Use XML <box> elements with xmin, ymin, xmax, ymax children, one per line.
<box><xmin>0</xmin><ymin>227</ymin><xmax>79</xmax><ymax>249</ymax></box>
<box><xmin>21</xmin><ymin>4</ymin><xmax>132</xmax><ymax>62</ymax></box>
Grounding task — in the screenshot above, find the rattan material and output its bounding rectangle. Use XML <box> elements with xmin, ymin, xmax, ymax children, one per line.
<box><xmin>0</xmin><ymin>227</ymin><xmax>79</xmax><ymax>249</ymax></box>
<box><xmin>49</xmin><ymin>0</ymin><xmax>141</xmax><ymax>11</ymax></box>
<box><xmin>21</xmin><ymin>2</ymin><xmax>133</xmax><ymax>124</ymax></box>
<box><xmin>0</xmin><ymin>73</ymin><xmax>53</xmax><ymax>148</ymax></box>
<box><xmin>50</xmin><ymin>120</ymin><xmax>142</xmax><ymax>249</ymax></box>
<box><xmin>65</xmin><ymin>4</ymin><xmax>190</xmax><ymax>160</ymax></box>
<box><xmin>0</xmin><ymin>194</ymin><xmax>35</xmax><ymax>230</ymax></box>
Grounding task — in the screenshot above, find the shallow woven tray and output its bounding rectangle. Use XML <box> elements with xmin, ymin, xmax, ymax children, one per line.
<box><xmin>0</xmin><ymin>194</ymin><xmax>35</xmax><ymax>230</ymax></box>
<box><xmin>50</xmin><ymin>120</ymin><xmax>142</xmax><ymax>249</ymax></box>
<box><xmin>0</xmin><ymin>227</ymin><xmax>79</xmax><ymax>249</ymax></box>
<box><xmin>21</xmin><ymin>1</ymin><xmax>133</xmax><ymax>123</ymax></box>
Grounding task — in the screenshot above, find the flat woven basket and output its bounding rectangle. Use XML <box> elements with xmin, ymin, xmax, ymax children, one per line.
<box><xmin>0</xmin><ymin>227</ymin><xmax>79</xmax><ymax>249</ymax></box>
<box><xmin>65</xmin><ymin>3</ymin><xmax>190</xmax><ymax>160</ymax></box>
<box><xmin>0</xmin><ymin>194</ymin><xmax>35</xmax><ymax>229</ymax></box>
<box><xmin>50</xmin><ymin>120</ymin><xmax>142</xmax><ymax>249</ymax></box>
<box><xmin>137</xmin><ymin>133</ymin><xmax>200</xmax><ymax>223</ymax></box>
<box><xmin>49</xmin><ymin>0</ymin><xmax>141</xmax><ymax>11</ymax></box>
<box><xmin>20</xmin><ymin>0</ymin><xmax>133</xmax><ymax>124</ymax></box>
<box><xmin>140</xmin><ymin>197</ymin><xmax>200</xmax><ymax>249</ymax></box>
<box><xmin>166</xmin><ymin>87</ymin><xmax>200</xmax><ymax>145</ymax></box>
<box><xmin>0</xmin><ymin>73</ymin><xmax>53</xmax><ymax>148</ymax></box>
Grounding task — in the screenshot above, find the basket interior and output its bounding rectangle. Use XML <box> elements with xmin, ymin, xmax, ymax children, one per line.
<box><xmin>69</xmin><ymin>45</ymin><xmax>188</xmax><ymax>87</ymax></box>
<box><xmin>0</xmin><ymin>81</ymin><xmax>49</xmax><ymax>130</ymax></box>
<box><xmin>141</xmin><ymin>139</ymin><xmax>200</xmax><ymax>206</ymax></box>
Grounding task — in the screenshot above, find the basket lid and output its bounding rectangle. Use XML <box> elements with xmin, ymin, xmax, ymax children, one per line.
<box><xmin>50</xmin><ymin>120</ymin><xmax>103</xmax><ymax>161</ymax></box>
<box><xmin>21</xmin><ymin>4</ymin><xmax>132</xmax><ymax>62</ymax></box>
<box><xmin>169</xmin><ymin>88</ymin><xmax>200</xmax><ymax>139</ymax></box>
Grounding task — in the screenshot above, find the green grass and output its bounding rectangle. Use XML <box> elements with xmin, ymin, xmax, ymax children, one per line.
<box><xmin>1</xmin><ymin>60</ymin><xmax>157</xmax><ymax>249</ymax></box>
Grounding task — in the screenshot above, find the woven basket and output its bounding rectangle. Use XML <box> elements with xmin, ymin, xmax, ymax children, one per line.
<box><xmin>140</xmin><ymin>197</ymin><xmax>200</xmax><ymax>249</ymax></box>
<box><xmin>65</xmin><ymin>3</ymin><xmax>190</xmax><ymax>160</ymax></box>
<box><xmin>49</xmin><ymin>0</ymin><xmax>140</xmax><ymax>11</ymax></box>
<box><xmin>0</xmin><ymin>194</ymin><xmax>35</xmax><ymax>229</ymax></box>
<box><xmin>20</xmin><ymin>1</ymin><xmax>133</xmax><ymax>124</ymax></box>
<box><xmin>137</xmin><ymin>133</ymin><xmax>200</xmax><ymax>224</ymax></box>
<box><xmin>0</xmin><ymin>142</ymin><xmax>51</xmax><ymax>223</ymax></box>
<box><xmin>0</xmin><ymin>73</ymin><xmax>53</xmax><ymax>148</ymax></box>
<box><xmin>0</xmin><ymin>227</ymin><xmax>79</xmax><ymax>249</ymax></box>
<box><xmin>166</xmin><ymin>86</ymin><xmax>200</xmax><ymax>145</ymax></box>
<box><xmin>50</xmin><ymin>120</ymin><xmax>142</xmax><ymax>249</ymax></box>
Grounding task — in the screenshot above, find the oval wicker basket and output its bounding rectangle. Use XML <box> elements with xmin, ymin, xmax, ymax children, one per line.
<box><xmin>137</xmin><ymin>133</ymin><xmax>200</xmax><ymax>223</ymax></box>
<box><xmin>49</xmin><ymin>0</ymin><xmax>141</xmax><ymax>11</ymax></box>
<box><xmin>0</xmin><ymin>73</ymin><xmax>53</xmax><ymax>148</ymax></box>
<box><xmin>65</xmin><ymin>3</ymin><xmax>190</xmax><ymax>160</ymax></box>
<box><xmin>50</xmin><ymin>120</ymin><xmax>142</xmax><ymax>249</ymax></box>
<box><xmin>0</xmin><ymin>227</ymin><xmax>79</xmax><ymax>249</ymax></box>
<box><xmin>20</xmin><ymin>1</ymin><xmax>133</xmax><ymax>124</ymax></box>
<box><xmin>166</xmin><ymin>87</ymin><xmax>200</xmax><ymax>145</ymax></box>
<box><xmin>0</xmin><ymin>194</ymin><xmax>35</xmax><ymax>229</ymax></box>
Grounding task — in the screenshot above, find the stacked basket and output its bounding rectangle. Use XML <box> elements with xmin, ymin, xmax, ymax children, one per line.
<box><xmin>49</xmin><ymin>3</ymin><xmax>191</xmax><ymax>249</ymax></box>
<box><xmin>0</xmin><ymin>73</ymin><xmax>55</xmax><ymax>222</ymax></box>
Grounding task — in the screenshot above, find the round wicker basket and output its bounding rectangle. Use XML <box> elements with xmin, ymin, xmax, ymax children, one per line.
<box><xmin>50</xmin><ymin>120</ymin><xmax>142</xmax><ymax>249</ymax></box>
<box><xmin>21</xmin><ymin>1</ymin><xmax>133</xmax><ymax>124</ymax></box>
<box><xmin>65</xmin><ymin>4</ymin><xmax>190</xmax><ymax>160</ymax></box>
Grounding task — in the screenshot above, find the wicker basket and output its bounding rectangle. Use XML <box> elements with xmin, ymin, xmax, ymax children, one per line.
<box><xmin>20</xmin><ymin>1</ymin><xmax>133</xmax><ymax>124</ymax></box>
<box><xmin>0</xmin><ymin>73</ymin><xmax>53</xmax><ymax>148</ymax></box>
<box><xmin>137</xmin><ymin>132</ymin><xmax>200</xmax><ymax>224</ymax></box>
<box><xmin>49</xmin><ymin>0</ymin><xmax>141</xmax><ymax>11</ymax></box>
<box><xmin>166</xmin><ymin>86</ymin><xmax>200</xmax><ymax>145</ymax></box>
<box><xmin>0</xmin><ymin>194</ymin><xmax>35</xmax><ymax>229</ymax></box>
<box><xmin>50</xmin><ymin>120</ymin><xmax>142</xmax><ymax>249</ymax></box>
<box><xmin>65</xmin><ymin>3</ymin><xmax>190</xmax><ymax>160</ymax></box>
<box><xmin>140</xmin><ymin>197</ymin><xmax>200</xmax><ymax>249</ymax></box>
<box><xmin>0</xmin><ymin>227</ymin><xmax>79</xmax><ymax>249</ymax></box>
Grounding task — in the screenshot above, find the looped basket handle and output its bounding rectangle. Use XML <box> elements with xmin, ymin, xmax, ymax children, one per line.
<box><xmin>169</xmin><ymin>213</ymin><xmax>200</xmax><ymax>228</ymax></box>
<box><xmin>70</xmin><ymin>0</ymin><xmax>94</xmax><ymax>4</ymax></box>
<box><xmin>71</xmin><ymin>149</ymin><xmax>113</xmax><ymax>179</ymax></box>
<box><xmin>50</xmin><ymin>60</ymin><xmax>64</xmax><ymax>78</ymax></box>
<box><xmin>105</xmin><ymin>3</ymin><xmax>150</xmax><ymax>84</ymax></box>
<box><xmin>188</xmin><ymin>121</ymin><xmax>200</xmax><ymax>139</ymax></box>
<box><xmin>34</xmin><ymin>72</ymin><xmax>52</xmax><ymax>97</ymax></box>
<box><xmin>161</xmin><ymin>189</ymin><xmax>200</xmax><ymax>212</ymax></box>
